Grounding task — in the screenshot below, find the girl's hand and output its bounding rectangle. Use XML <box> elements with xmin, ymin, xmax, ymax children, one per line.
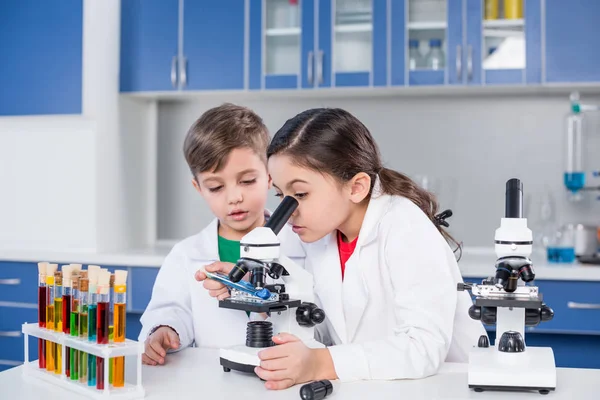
<box><xmin>255</xmin><ymin>333</ymin><xmax>337</xmax><ymax>390</ymax></box>
<box><xmin>194</xmin><ymin>261</ymin><xmax>235</xmax><ymax>300</ymax></box>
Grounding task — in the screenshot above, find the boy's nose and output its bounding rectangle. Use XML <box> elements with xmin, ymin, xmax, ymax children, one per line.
<box><xmin>227</xmin><ymin>187</ymin><xmax>243</xmax><ymax>204</ymax></box>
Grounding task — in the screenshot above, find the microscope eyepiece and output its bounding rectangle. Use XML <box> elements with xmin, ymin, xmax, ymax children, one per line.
<box><xmin>265</xmin><ymin>196</ymin><xmax>299</xmax><ymax>235</ymax></box>
<box><xmin>505</xmin><ymin>178</ymin><xmax>523</xmax><ymax>218</ymax></box>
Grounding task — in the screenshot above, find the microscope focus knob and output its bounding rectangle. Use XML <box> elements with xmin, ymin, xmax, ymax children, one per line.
<box><xmin>296</xmin><ymin>302</ymin><xmax>326</xmax><ymax>327</ymax></box>
<box><xmin>478</xmin><ymin>335</ymin><xmax>490</xmax><ymax>348</ymax></box>
<box><xmin>540</xmin><ymin>303</ymin><xmax>554</xmax><ymax>322</ymax></box>
<box><xmin>468</xmin><ymin>305</ymin><xmax>482</xmax><ymax>320</ymax></box>
<box><xmin>498</xmin><ymin>331</ymin><xmax>525</xmax><ymax>353</ymax></box>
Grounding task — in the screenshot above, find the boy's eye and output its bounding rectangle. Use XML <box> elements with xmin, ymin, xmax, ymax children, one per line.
<box><xmin>208</xmin><ymin>186</ymin><xmax>223</xmax><ymax>193</ymax></box>
<box><xmin>241</xmin><ymin>179</ymin><xmax>256</xmax><ymax>185</ymax></box>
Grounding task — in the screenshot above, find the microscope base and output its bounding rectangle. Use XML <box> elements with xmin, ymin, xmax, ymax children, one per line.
<box><xmin>468</xmin><ymin>346</ymin><xmax>556</xmax><ymax>395</ymax></box>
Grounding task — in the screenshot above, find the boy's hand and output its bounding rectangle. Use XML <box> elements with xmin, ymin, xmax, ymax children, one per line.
<box><xmin>195</xmin><ymin>261</ymin><xmax>235</xmax><ymax>300</ymax></box>
<box><xmin>143</xmin><ymin>326</ymin><xmax>180</xmax><ymax>366</ymax></box>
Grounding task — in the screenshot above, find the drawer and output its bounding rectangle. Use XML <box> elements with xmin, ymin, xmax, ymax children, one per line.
<box><xmin>0</xmin><ymin>330</ymin><xmax>37</xmax><ymax>362</ymax></box>
<box><xmin>461</xmin><ymin>277</ymin><xmax>600</xmax><ymax>334</ymax></box>
<box><xmin>0</xmin><ymin>306</ymin><xmax>37</xmax><ymax>331</ymax></box>
<box><xmin>130</xmin><ymin>268</ymin><xmax>159</xmax><ymax>312</ymax></box>
<box><xmin>0</xmin><ymin>261</ymin><xmax>39</xmax><ymax>304</ymax></box>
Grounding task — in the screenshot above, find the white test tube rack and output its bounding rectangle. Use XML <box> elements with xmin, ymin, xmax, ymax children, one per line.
<box><xmin>21</xmin><ymin>322</ymin><xmax>145</xmax><ymax>399</ymax></box>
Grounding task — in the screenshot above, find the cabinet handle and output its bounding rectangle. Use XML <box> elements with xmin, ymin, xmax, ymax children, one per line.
<box><xmin>317</xmin><ymin>50</ymin><xmax>324</xmax><ymax>85</ymax></box>
<box><xmin>467</xmin><ymin>45</ymin><xmax>473</xmax><ymax>82</ymax></box>
<box><xmin>0</xmin><ymin>278</ymin><xmax>20</xmax><ymax>285</ymax></box>
<box><xmin>180</xmin><ymin>56</ymin><xmax>188</xmax><ymax>88</ymax></box>
<box><xmin>171</xmin><ymin>56</ymin><xmax>178</xmax><ymax>88</ymax></box>
<box><xmin>456</xmin><ymin>45</ymin><xmax>462</xmax><ymax>82</ymax></box>
<box><xmin>0</xmin><ymin>331</ymin><xmax>21</xmax><ymax>338</ymax></box>
<box><xmin>307</xmin><ymin>51</ymin><xmax>314</xmax><ymax>85</ymax></box>
<box><xmin>568</xmin><ymin>301</ymin><xmax>600</xmax><ymax>310</ymax></box>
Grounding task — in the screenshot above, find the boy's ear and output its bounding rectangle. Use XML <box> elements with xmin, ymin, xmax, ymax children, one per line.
<box><xmin>348</xmin><ymin>172</ymin><xmax>371</xmax><ymax>204</ymax></box>
<box><xmin>191</xmin><ymin>177</ymin><xmax>203</xmax><ymax>196</ymax></box>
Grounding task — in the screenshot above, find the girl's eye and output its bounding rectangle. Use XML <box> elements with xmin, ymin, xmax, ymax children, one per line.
<box><xmin>208</xmin><ymin>186</ymin><xmax>223</xmax><ymax>193</ymax></box>
<box><xmin>295</xmin><ymin>193</ymin><xmax>307</xmax><ymax>199</ymax></box>
<box><xmin>274</xmin><ymin>192</ymin><xmax>283</xmax><ymax>198</ymax></box>
<box><xmin>241</xmin><ymin>179</ymin><xmax>256</xmax><ymax>185</ymax></box>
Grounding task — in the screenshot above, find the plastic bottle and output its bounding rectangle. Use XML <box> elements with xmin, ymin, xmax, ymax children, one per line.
<box><xmin>504</xmin><ymin>0</ymin><xmax>523</xmax><ymax>19</ymax></box>
<box><xmin>485</xmin><ymin>0</ymin><xmax>499</xmax><ymax>20</ymax></box>
<box><xmin>425</xmin><ymin>39</ymin><xmax>445</xmax><ymax>70</ymax></box>
<box><xmin>408</xmin><ymin>39</ymin><xmax>422</xmax><ymax>70</ymax></box>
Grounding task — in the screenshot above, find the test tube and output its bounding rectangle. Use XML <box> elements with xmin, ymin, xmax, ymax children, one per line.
<box><xmin>96</xmin><ymin>269</ymin><xmax>111</xmax><ymax>390</ymax></box>
<box><xmin>37</xmin><ymin>262</ymin><xmax>48</xmax><ymax>369</ymax></box>
<box><xmin>62</xmin><ymin>265</ymin><xmax>73</xmax><ymax>377</ymax></box>
<box><xmin>45</xmin><ymin>263</ymin><xmax>58</xmax><ymax>372</ymax></box>
<box><xmin>78</xmin><ymin>276</ymin><xmax>89</xmax><ymax>383</ymax></box>
<box><xmin>54</xmin><ymin>269</ymin><xmax>64</xmax><ymax>375</ymax></box>
<box><xmin>87</xmin><ymin>265</ymin><xmax>101</xmax><ymax>387</ymax></box>
<box><xmin>70</xmin><ymin>271</ymin><xmax>80</xmax><ymax>381</ymax></box>
<box><xmin>113</xmin><ymin>270</ymin><xmax>128</xmax><ymax>387</ymax></box>
<box><xmin>109</xmin><ymin>273</ymin><xmax>115</xmax><ymax>385</ymax></box>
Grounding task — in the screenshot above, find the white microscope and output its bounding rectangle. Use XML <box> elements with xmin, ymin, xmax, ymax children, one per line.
<box><xmin>203</xmin><ymin>196</ymin><xmax>326</xmax><ymax>375</ymax></box>
<box><xmin>458</xmin><ymin>178</ymin><xmax>556</xmax><ymax>395</ymax></box>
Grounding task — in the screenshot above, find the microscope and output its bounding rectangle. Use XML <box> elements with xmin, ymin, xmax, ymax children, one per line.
<box><xmin>202</xmin><ymin>196</ymin><xmax>326</xmax><ymax>375</ymax></box>
<box><xmin>458</xmin><ymin>178</ymin><xmax>556</xmax><ymax>395</ymax></box>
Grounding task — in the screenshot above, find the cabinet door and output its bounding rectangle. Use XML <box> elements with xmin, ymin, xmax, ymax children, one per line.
<box><xmin>475</xmin><ymin>0</ymin><xmax>541</xmax><ymax>85</ymax></box>
<box><xmin>249</xmin><ymin>0</ymin><xmax>306</xmax><ymax>89</ymax></box>
<box><xmin>0</xmin><ymin>0</ymin><xmax>82</xmax><ymax>116</ymax></box>
<box><xmin>403</xmin><ymin>0</ymin><xmax>453</xmax><ymax>86</ymax></box>
<box><xmin>326</xmin><ymin>0</ymin><xmax>387</xmax><ymax>87</ymax></box>
<box><xmin>545</xmin><ymin>0</ymin><xmax>600</xmax><ymax>83</ymax></box>
<box><xmin>183</xmin><ymin>0</ymin><xmax>245</xmax><ymax>90</ymax></box>
<box><xmin>120</xmin><ymin>0</ymin><xmax>179</xmax><ymax>92</ymax></box>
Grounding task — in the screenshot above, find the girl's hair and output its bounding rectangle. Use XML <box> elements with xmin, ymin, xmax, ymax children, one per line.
<box><xmin>267</xmin><ymin>108</ymin><xmax>461</xmax><ymax>254</ymax></box>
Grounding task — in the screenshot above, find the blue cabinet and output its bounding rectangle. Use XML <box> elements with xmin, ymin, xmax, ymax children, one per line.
<box><xmin>120</xmin><ymin>0</ymin><xmax>180</xmax><ymax>92</ymax></box>
<box><xmin>544</xmin><ymin>0</ymin><xmax>600</xmax><ymax>83</ymax></box>
<box><xmin>0</xmin><ymin>0</ymin><xmax>83</xmax><ymax>116</ymax></box>
<box><xmin>250</xmin><ymin>0</ymin><xmax>387</xmax><ymax>90</ymax></box>
<box><xmin>120</xmin><ymin>0</ymin><xmax>245</xmax><ymax>92</ymax></box>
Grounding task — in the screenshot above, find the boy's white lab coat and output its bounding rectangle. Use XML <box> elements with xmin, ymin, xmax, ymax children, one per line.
<box><xmin>138</xmin><ymin>216</ymin><xmax>306</xmax><ymax>349</ymax></box>
<box><xmin>304</xmin><ymin>179</ymin><xmax>487</xmax><ymax>382</ymax></box>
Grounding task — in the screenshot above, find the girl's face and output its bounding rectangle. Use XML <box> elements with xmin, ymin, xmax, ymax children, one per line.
<box><xmin>268</xmin><ymin>154</ymin><xmax>354</xmax><ymax>243</ymax></box>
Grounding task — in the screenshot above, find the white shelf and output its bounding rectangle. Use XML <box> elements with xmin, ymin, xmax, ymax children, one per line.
<box><xmin>265</xmin><ymin>27</ymin><xmax>300</xmax><ymax>37</ymax></box>
<box><xmin>23</xmin><ymin>362</ymin><xmax>145</xmax><ymax>400</ymax></box>
<box><xmin>335</xmin><ymin>23</ymin><xmax>372</xmax><ymax>33</ymax></box>
<box><xmin>22</xmin><ymin>323</ymin><xmax>143</xmax><ymax>359</ymax></box>
<box><xmin>483</xmin><ymin>18</ymin><xmax>524</xmax><ymax>29</ymax></box>
<box><xmin>407</xmin><ymin>21</ymin><xmax>447</xmax><ymax>30</ymax></box>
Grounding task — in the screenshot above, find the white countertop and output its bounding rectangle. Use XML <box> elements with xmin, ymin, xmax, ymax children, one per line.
<box><xmin>1</xmin><ymin>348</ymin><xmax>599</xmax><ymax>399</ymax></box>
<box><xmin>2</xmin><ymin>245</ymin><xmax>600</xmax><ymax>281</ymax></box>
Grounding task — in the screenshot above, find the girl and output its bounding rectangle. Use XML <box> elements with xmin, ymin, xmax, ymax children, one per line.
<box><xmin>253</xmin><ymin>108</ymin><xmax>487</xmax><ymax>390</ymax></box>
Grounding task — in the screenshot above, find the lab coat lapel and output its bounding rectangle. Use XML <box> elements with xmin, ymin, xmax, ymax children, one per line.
<box><xmin>311</xmin><ymin>233</ymin><xmax>348</xmax><ymax>344</ymax></box>
<box><xmin>343</xmin><ymin>177</ymin><xmax>392</xmax><ymax>342</ymax></box>
<box><xmin>189</xmin><ymin>218</ymin><xmax>220</xmax><ymax>262</ymax></box>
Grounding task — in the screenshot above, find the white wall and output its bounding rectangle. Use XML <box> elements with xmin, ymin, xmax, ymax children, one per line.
<box><xmin>0</xmin><ymin>117</ymin><xmax>97</xmax><ymax>251</ymax></box>
<box><xmin>156</xmin><ymin>93</ymin><xmax>600</xmax><ymax>247</ymax></box>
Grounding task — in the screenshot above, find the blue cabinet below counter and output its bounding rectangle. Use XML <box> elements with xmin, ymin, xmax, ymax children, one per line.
<box><xmin>463</xmin><ymin>277</ymin><xmax>600</xmax><ymax>369</ymax></box>
<box><xmin>0</xmin><ymin>261</ymin><xmax>159</xmax><ymax>372</ymax></box>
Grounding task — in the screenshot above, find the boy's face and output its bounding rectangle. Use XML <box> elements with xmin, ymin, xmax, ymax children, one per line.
<box><xmin>193</xmin><ymin>148</ymin><xmax>270</xmax><ymax>240</ymax></box>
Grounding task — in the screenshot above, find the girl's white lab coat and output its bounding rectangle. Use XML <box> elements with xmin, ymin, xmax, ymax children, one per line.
<box><xmin>138</xmin><ymin>216</ymin><xmax>306</xmax><ymax>349</ymax></box>
<box><xmin>304</xmin><ymin>180</ymin><xmax>487</xmax><ymax>382</ymax></box>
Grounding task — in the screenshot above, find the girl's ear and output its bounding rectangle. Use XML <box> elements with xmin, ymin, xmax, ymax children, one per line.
<box><xmin>267</xmin><ymin>174</ymin><xmax>273</xmax><ymax>190</ymax></box>
<box><xmin>348</xmin><ymin>172</ymin><xmax>371</xmax><ymax>204</ymax></box>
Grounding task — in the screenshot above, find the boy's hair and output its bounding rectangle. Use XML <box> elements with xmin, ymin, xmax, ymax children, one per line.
<box><xmin>267</xmin><ymin>107</ymin><xmax>461</xmax><ymax>255</ymax></box>
<box><xmin>183</xmin><ymin>103</ymin><xmax>269</xmax><ymax>177</ymax></box>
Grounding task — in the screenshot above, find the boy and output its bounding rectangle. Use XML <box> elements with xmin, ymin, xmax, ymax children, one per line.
<box><xmin>140</xmin><ymin>103</ymin><xmax>305</xmax><ymax>366</ymax></box>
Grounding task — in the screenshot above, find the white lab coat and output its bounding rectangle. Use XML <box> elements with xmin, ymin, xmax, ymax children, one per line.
<box><xmin>304</xmin><ymin>180</ymin><xmax>487</xmax><ymax>382</ymax></box>
<box><xmin>138</xmin><ymin>215</ymin><xmax>306</xmax><ymax>349</ymax></box>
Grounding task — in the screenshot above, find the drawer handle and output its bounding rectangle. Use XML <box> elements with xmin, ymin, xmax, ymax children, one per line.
<box><xmin>0</xmin><ymin>331</ymin><xmax>21</xmax><ymax>338</ymax></box>
<box><xmin>0</xmin><ymin>278</ymin><xmax>21</xmax><ymax>285</ymax></box>
<box><xmin>567</xmin><ymin>301</ymin><xmax>600</xmax><ymax>310</ymax></box>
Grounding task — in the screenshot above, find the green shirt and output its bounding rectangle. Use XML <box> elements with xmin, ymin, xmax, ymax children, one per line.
<box><xmin>217</xmin><ymin>235</ymin><xmax>240</xmax><ymax>264</ymax></box>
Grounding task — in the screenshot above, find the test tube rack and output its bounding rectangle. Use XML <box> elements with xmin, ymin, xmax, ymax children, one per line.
<box><xmin>21</xmin><ymin>322</ymin><xmax>145</xmax><ymax>399</ymax></box>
